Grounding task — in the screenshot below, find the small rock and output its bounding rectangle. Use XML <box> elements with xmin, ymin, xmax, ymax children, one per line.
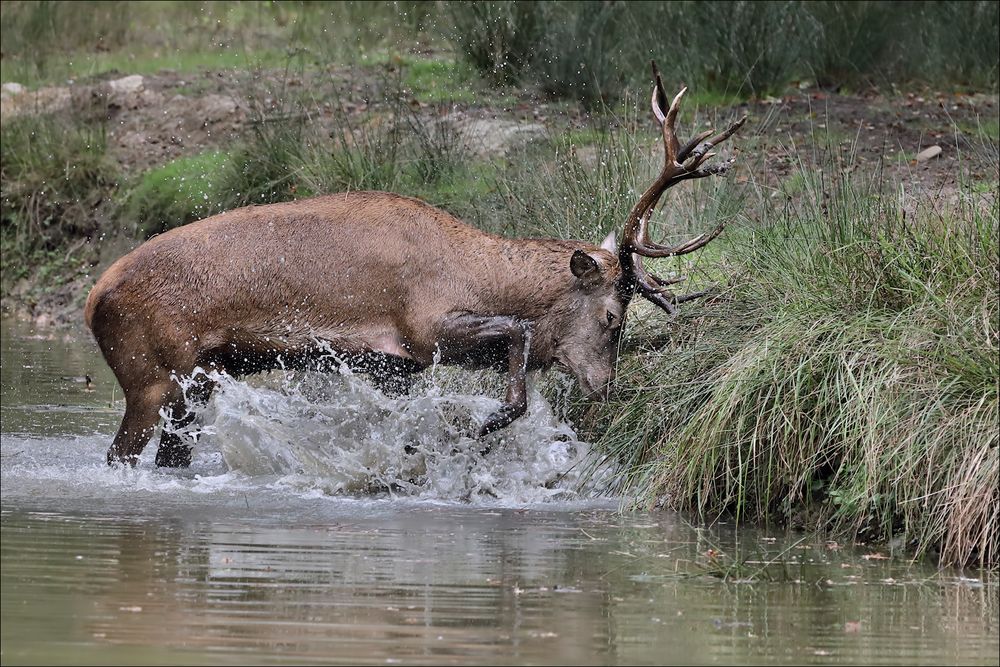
<box><xmin>445</xmin><ymin>114</ymin><xmax>546</xmax><ymax>157</ymax></box>
<box><xmin>197</xmin><ymin>94</ymin><xmax>240</xmax><ymax>122</ymax></box>
<box><xmin>99</xmin><ymin>75</ymin><xmax>149</xmax><ymax>111</ymax></box>
<box><xmin>915</xmin><ymin>145</ymin><xmax>942</xmax><ymax>162</ymax></box>
<box><xmin>108</xmin><ymin>74</ymin><xmax>145</xmax><ymax>95</ymax></box>
<box><xmin>1</xmin><ymin>82</ymin><xmax>25</xmax><ymax>97</ymax></box>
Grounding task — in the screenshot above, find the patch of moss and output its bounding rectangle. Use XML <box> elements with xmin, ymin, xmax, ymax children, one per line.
<box><xmin>123</xmin><ymin>150</ymin><xmax>231</xmax><ymax>238</ymax></box>
<box><xmin>400</xmin><ymin>56</ymin><xmax>516</xmax><ymax>106</ymax></box>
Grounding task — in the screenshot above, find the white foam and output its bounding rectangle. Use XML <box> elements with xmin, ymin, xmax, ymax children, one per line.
<box><xmin>199</xmin><ymin>366</ymin><xmax>610</xmax><ymax>504</ymax></box>
<box><xmin>2</xmin><ymin>364</ymin><xmax>614</xmax><ymax>509</ymax></box>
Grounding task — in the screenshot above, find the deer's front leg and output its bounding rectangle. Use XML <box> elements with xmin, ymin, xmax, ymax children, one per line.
<box><xmin>437</xmin><ymin>313</ymin><xmax>531</xmax><ymax>438</ymax></box>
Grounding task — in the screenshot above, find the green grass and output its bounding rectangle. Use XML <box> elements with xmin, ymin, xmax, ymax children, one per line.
<box><xmin>1</xmin><ymin>41</ymin><xmax>280</xmax><ymax>88</ymax></box>
<box><xmin>561</xmin><ymin>128</ymin><xmax>605</xmax><ymax>148</ymax></box>
<box><xmin>123</xmin><ymin>150</ymin><xmax>232</xmax><ymax>238</ymax></box>
<box><xmin>959</xmin><ymin>118</ymin><xmax>1000</xmax><ymax>143</ymax></box>
<box><xmin>412</xmin><ymin>160</ymin><xmax>496</xmax><ymax>223</ymax></box>
<box><xmin>0</xmin><ymin>0</ymin><xmax>448</xmax><ymax>88</ymax></box>
<box><xmin>581</xmin><ymin>167</ymin><xmax>1000</xmax><ymax>569</ymax></box>
<box><xmin>0</xmin><ymin>113</ymin><xmax>118</xmax><ymax>281</ymax></box>
<box><xmin>67</xmin><ymin>48</ymin><xmax>290</xmax><ymax>83</ymax></box>
<box><xmin>399</xmin><ymin>57</ymin><xmax>485</xmax><ymax>106</ymax></box>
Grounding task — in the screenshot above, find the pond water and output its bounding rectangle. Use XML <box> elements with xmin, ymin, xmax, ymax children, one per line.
<box><xmin>1</xmin><ymin>317</ymin><xmax>997</xmax><ymax>665</ymax></box>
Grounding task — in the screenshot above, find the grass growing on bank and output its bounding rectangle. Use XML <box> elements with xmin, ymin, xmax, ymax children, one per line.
<box><xmin>586</xmin><ymin>171</ymin><xmax>998</xmax><ymax>569</ymax></box>
<box><xmin>473</xmin><ymin>98</ymin><xmax>998</xmax><ymax>568</ymax></box>
<box><xmin>0</xmin><ymin>113</ymin><xmax>118</xmax><ymax>289</ymax></box>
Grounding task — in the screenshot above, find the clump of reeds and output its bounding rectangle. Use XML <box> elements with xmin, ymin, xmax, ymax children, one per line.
<box><xmin>0</xmin><ymin>114</ymin><xmax>118</xmax><ymax>273</ymax></box>
<box><xmin>592</xmin><ymin>163</ymin><xmax>998</xmax><ymax>568</ymax></box>
<box><xmin>450</xmin><ymin>1</ymin><xmax>1000</xmax><ymax>105</ymax></box>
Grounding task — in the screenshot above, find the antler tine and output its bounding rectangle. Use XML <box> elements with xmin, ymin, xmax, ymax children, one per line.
<box><xmin>631</xmin><ymin>255</ymin><xmax>677</xmax><ymax>315</ymax></box>
<box><xmin>625</xmin><ymin>116</ymin><xmax>743</xmax><ymax>258</ymax></box>
<box><xmin>618</xmin><ymin>64</ymin><xmax>745</xmax><ymax>313</ymax></box>
<box><xmin>677</xmin><ymin>128</ymin><xmax>715</xmax><ymax>163</ymax></box>
<box><xmin>662</xmin><ymin>87</ymin><xmax>686</xmax><ymax>164</ymax></box>
<box><xmin>672</xmin><ymin>289</ymin><xmax>713</xmax><ymax>305</ymax></box>
<box><xmin>630</xmin><ymin>254</ymin><xmax>715</xmax><ymax>316</ymax></box>
<box><xmin>619</xmin><ymin>61</ymin><xmax>686</xmax><ymax>268</ymax></box>
<box><xmin>650</xmin><ymin>60</ymin><xmax>668</xmax><ymax>124</ymax></box>
<box><xmin>662</xmin><ymin>222</ymin><xmax>725</xmax><ymax>255</ymax></box>
<box><xmin>681</xmin><ymin>116</ymin><xmax>747</xmax><ymax>169</ymax></box>
<box><xmin>631</xmin><ymin>191</ymin><xmax>723</xmax><ymax>257</ymax></box>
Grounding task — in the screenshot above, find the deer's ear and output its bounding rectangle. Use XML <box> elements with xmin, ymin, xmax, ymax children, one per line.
<box><xmin>600</xmin><ymin>231</ymin><xmax>617</xmax><ymax>253</ymax></box>
<box><xmin>570</xmin><ymin>250</ymin><xmax>603</xmax><ymax>288</ymax></box>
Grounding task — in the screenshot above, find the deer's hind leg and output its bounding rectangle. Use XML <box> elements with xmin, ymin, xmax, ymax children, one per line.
<box><xmin>107</xmin><ymin>378</ymin><xmax>181</xmax><ymax>467</ymax></box>
<box><xmin>154</xmin><ymin>374</ymin><xmax>217</xmax><ymax>468</ymax></box>
<box><xmin>99</xmin><ymin>329</ymin><xmax>201</xmax><ymax>467</ymax></box>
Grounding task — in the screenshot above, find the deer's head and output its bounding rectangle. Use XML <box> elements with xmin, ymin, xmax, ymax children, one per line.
<box><xmin>552</xmin><ymin>61</ymin><xmax>746</xmax><ymax>400</ymax></box>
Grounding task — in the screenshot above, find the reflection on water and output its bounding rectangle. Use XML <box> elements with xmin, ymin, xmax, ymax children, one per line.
<box><xmin>0</xmin><ymin>318</ymin><xmax>123</xmax><ymax>436</ymax></box>
<box><xmin>2</xmin><ymin>318</ymin><xmax>998</xmax><ymax>665</ymax></box>
<box><xmin>3</xmin><ymin>508</ymin><xmax>997</xmax><ymax>666</ymax></box>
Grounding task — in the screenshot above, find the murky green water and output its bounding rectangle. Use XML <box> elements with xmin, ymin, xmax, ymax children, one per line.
<box><xmin>2</xmin><ymin>317</ymin><xmax>997</xmax><ymax>665</ymax></box>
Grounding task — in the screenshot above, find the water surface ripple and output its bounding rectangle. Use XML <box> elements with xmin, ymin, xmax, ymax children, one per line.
<box><xmin>2</xmin><ymin>319</ymin><xmax>997</xmax><ymax>665</ymax></box>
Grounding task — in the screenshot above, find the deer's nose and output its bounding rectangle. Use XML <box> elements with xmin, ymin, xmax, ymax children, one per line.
<box><xmin>581</xmin><ymin>372</ymin><xmax>613</xmax><ymax>401</ymax></box>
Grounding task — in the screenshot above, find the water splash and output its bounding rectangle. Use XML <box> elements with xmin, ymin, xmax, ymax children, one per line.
<box><xmin>161</xmin><ymin>363</ymin><xmax>610</xmax><ymax>505</ymax></box>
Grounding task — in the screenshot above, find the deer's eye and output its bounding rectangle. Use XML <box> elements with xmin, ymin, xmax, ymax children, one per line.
<box><xmin>606</xmin><ymin>310</ymin><xmax>617</xmax><ymax>326</ymax></box>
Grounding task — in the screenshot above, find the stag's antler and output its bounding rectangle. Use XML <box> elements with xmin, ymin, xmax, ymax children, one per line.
<box><xmin>619</xmin><ymin>61</ymin><xmax>746</xmax><ymax>314</ymax></box>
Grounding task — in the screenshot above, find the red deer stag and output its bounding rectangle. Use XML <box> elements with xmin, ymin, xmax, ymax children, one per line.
<box><xmin>86</xmin><ymin>63</ymin><xmax>745</xmax><ymax>467</ymax></box>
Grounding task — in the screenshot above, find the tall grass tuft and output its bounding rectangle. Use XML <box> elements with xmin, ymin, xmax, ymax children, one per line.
<box><xmin>651</xmin><ymin>1</ymin><xmax>811</xmax><ymax>97</ymax></box>
<box><xmin>597</xmin><ymin>165</ymin><xmax>999</xmax><ymax>568</ymax></box>
<box><xmin>905</xmin><ymin>1</ymin><xmax>1000</xmax><ymax>90</ymax></box>
<box><xmin>449</xmin><ymin>1</ymin><xmax>999</xmax><ymax>106</ymax></box>
<box><xmin>303</xmin><ymin>107</ymin><xmax>404</xmax><ymax>194</ymax></box>
<box><xmin>0</xmin><ymin>114</ymin><xmax>118</xmax><ymax>263</ymax></box>
<box><xmin>526</xmin><ymin>1</ymin><xmax>630</xmax><ymax>108</ymax></box>
<box><xmin>222</xmin><ymin>118</ymin><xmax>308</xmax><ymax>207</ymax></box>
<box><xmin>488</xmin><ymin>119</ymin><xmax>641</xmax><ymax>240</ymax></box>
<box><xmin>446</xmin><ymin>1</ymin><xmax>541</xmax><ymax>86</ymax></box>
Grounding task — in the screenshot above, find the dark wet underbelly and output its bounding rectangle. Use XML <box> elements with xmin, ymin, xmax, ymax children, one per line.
<box><xmin>201</xmin><ymin>344</ymin><xmax>426</xmax><ymax>380</ymax></box>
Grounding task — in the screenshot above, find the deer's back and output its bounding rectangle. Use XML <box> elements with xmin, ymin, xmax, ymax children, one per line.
<box><xmin>85</xmin><ymin>192</ymin><xmax>505</xmax><ymax>360</ymax></box>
